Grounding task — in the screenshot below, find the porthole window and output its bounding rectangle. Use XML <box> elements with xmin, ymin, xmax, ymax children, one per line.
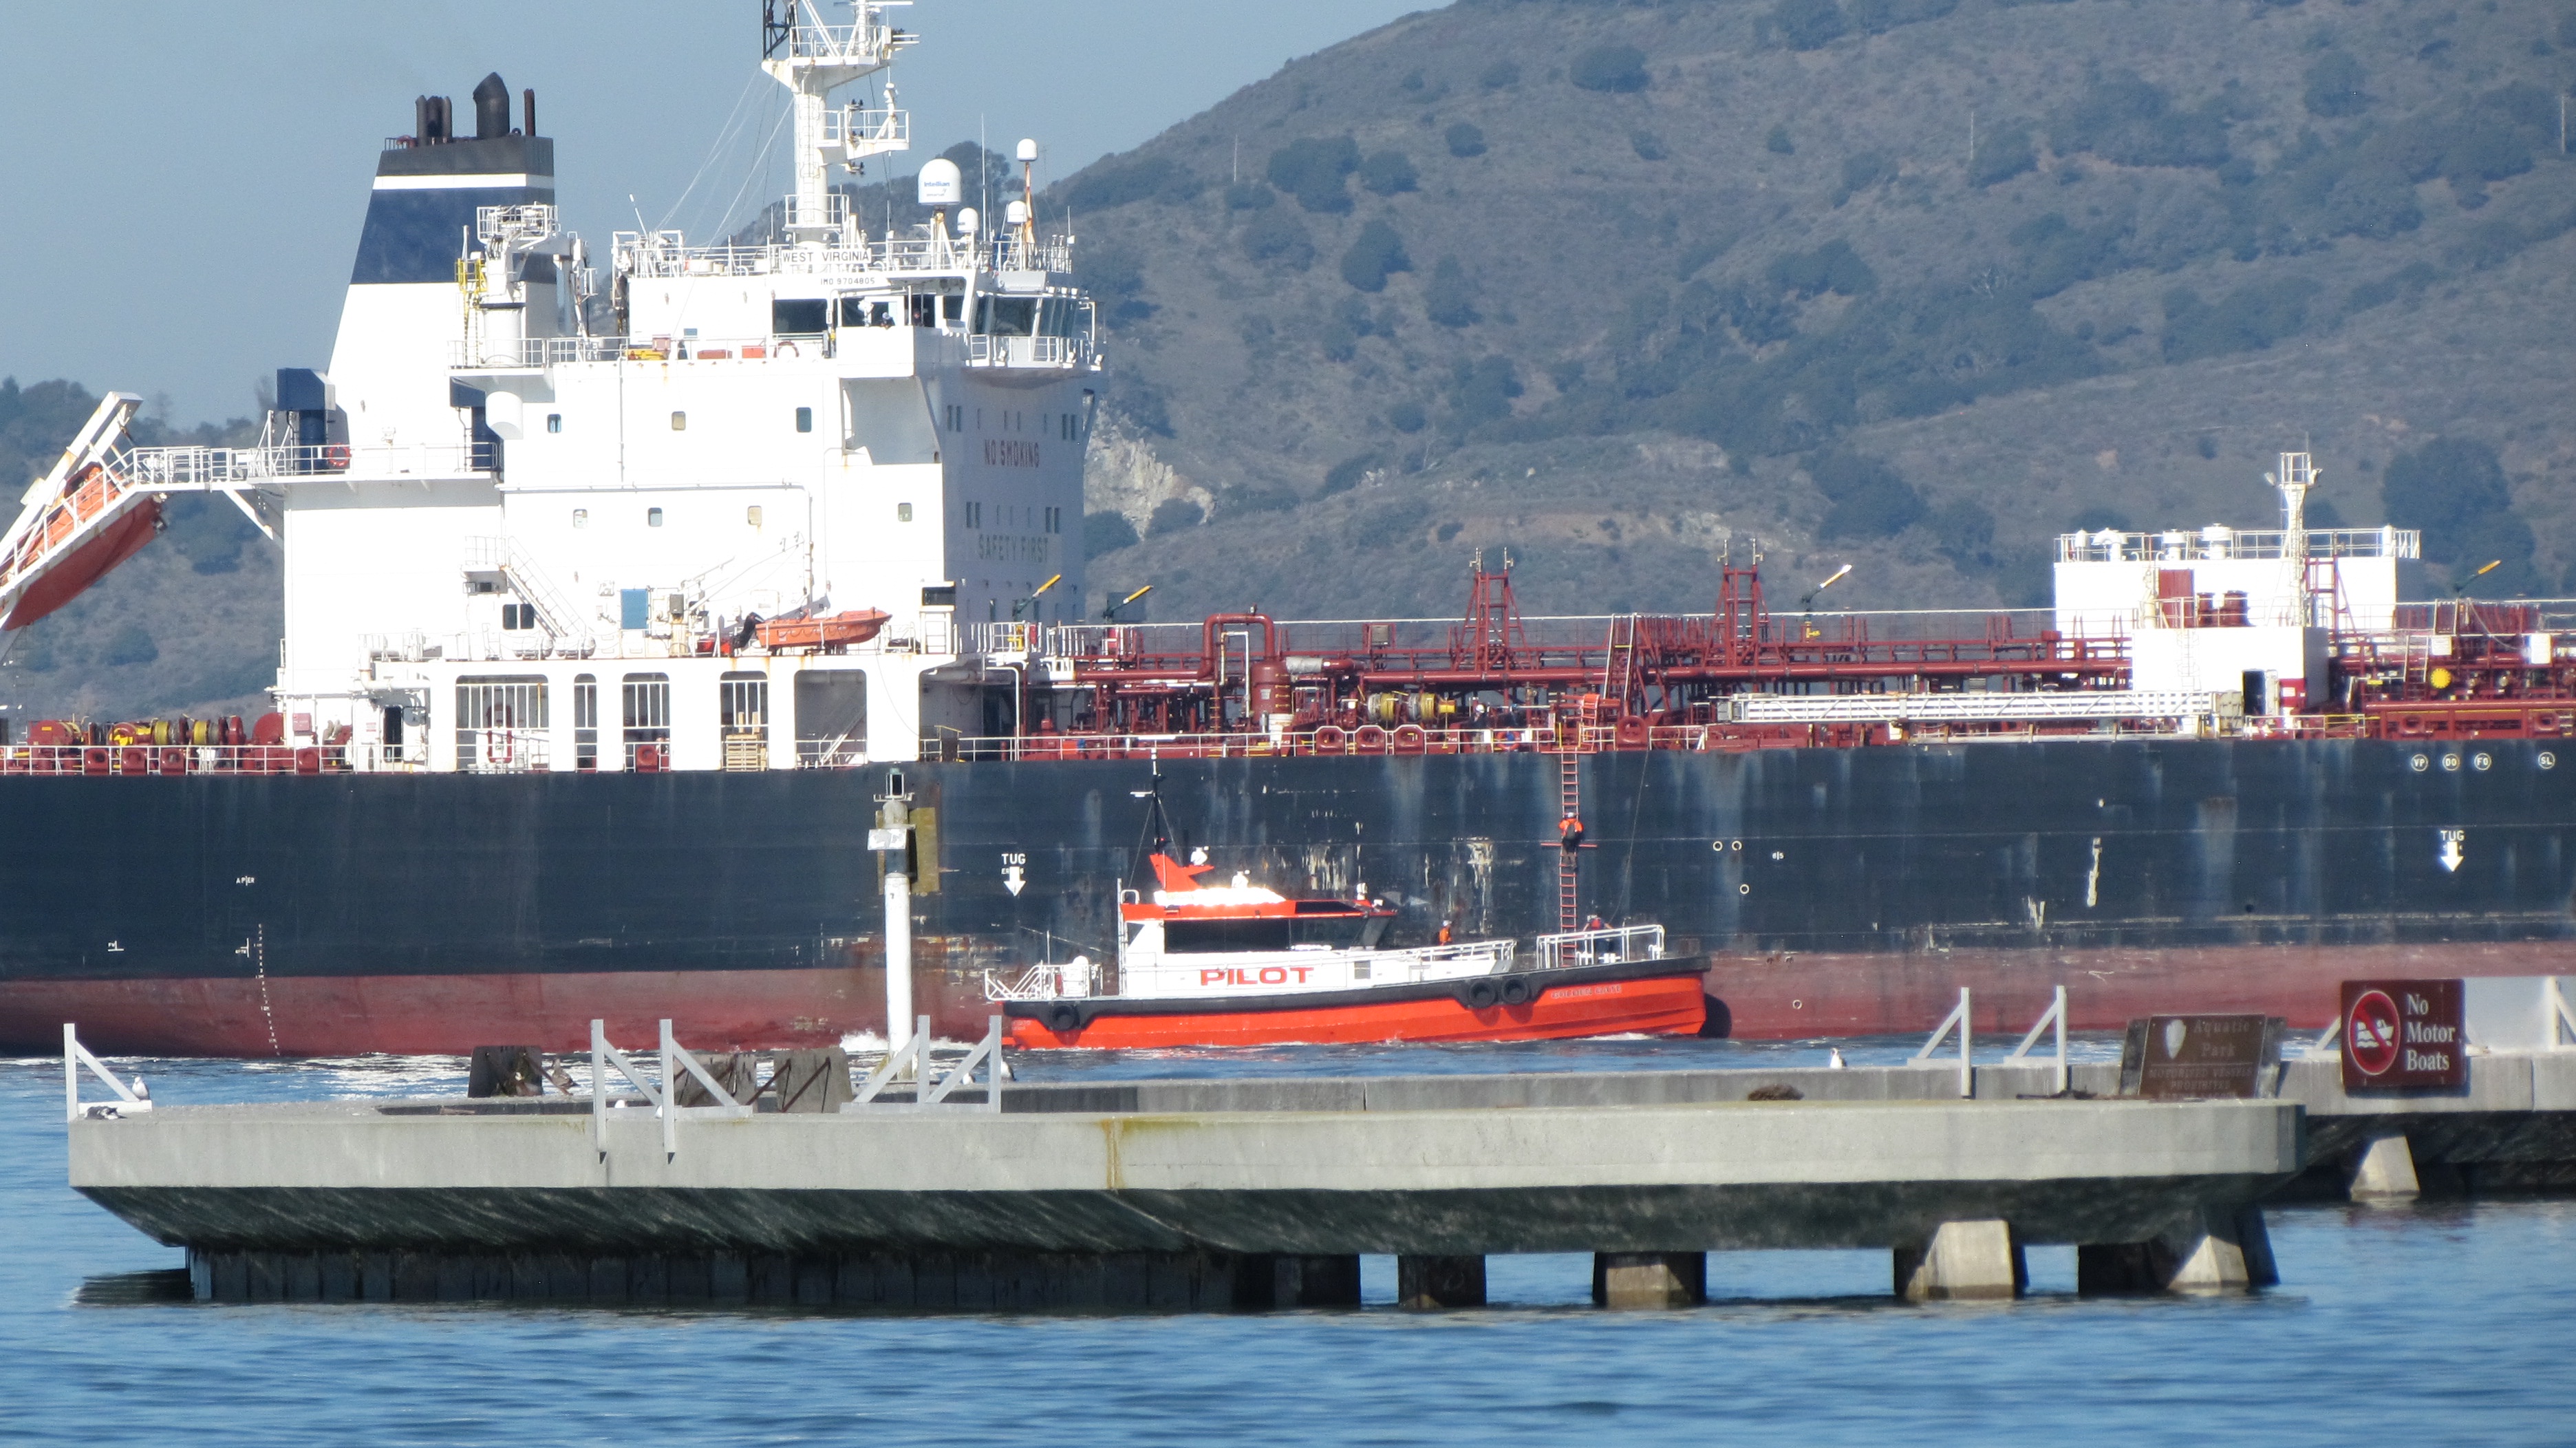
<box><xmin>795</xmin><ymin>407</ymin><xmax>813</xmax><ymax>434</ymax></box>
<box><xmin>647</xmin><ymin>507</ymin><xmax>665</xmax><ymax>528</ymax></box>
<box><xmin>670</xmin><ymin>411</ymin><xmax>687</xmax><ymax>432</ymax></box>
<box><xmin>546</xmin><ymin>414</ymin><xmax>563</xmax><ymax>434</ymax></box>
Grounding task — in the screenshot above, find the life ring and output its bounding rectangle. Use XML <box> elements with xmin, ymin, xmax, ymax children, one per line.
<box><xmin>1499</xmin><ymin>975</ymin><xmax>1534</xmax><ymax>1007</ymax></box>
<box><xmin>484</xmin><ymin>731</ymin><xmax>514</xmax><ymax>768</ymax></box>
<box><xmin>777</xmin><ymin>341</ymin><xmax>802</xmax><ymax>358</ymax></box>
<box><xmin>1353</xmin><ymin>725</ymin><xmax>1388</xmax><ymax>752</ymax></box>
<box><xmin>1613</xmin><ymin>716</ymin><xmax>1649</xmax><ymax>749</ymax></box>
<box><xmin>321</xmin><ymin>445</ymin><xmax>352</xmax><ymax>471</ymax></box>
<box><xmin>1312</xmin><ymin>725</ymin><xmax>1348</xmax><ymax>754</ymax></box>
<box><xmin>1463</xmin><ymin>977</ymin><xmax>1501</xmax><ymax>1010</ymax></box>
<box><xmin>1392</xmin><ymin>723</ymin><xmax>1427</xmax><ymax>753</ymax></box>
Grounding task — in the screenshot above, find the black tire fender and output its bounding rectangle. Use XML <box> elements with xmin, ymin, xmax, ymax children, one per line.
<box><xmin>1499</xmin><ymin>975</ymin><xmax>1534</xmax><ymax>1007</ymax></box>
<box><xmin>1462</xmin><ymin>977</ymin><xmax>1501</xmax><ymax>1010</ymax></box>
<box><xmin>1046</xmin><ymin>1003</ymin><xmax>1081</xmax><ymax>1033</ymax></box>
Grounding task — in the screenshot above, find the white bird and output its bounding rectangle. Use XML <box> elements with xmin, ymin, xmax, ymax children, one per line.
<box><xmin>131</xmin><ymin>1076</ymin><xmax>150</xmax><ymax>1100</ymax></box>
<box><xmin>1827</xmin><ymin>1047</ymin><xmax>1847</xmax><ymax>1070</ymax></box>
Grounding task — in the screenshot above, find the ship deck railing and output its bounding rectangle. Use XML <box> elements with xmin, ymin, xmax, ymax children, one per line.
<box><xmin>0</xmin><ymin>743</ymin><xmax>365</xmax><ymax>777</ymax></box>
<box><xmin>610</xmin><ymin>231</ymin><xmax>1069</xmax><ymax>282</ymax></box>
<box><xmin>2054</xmin><ymin>526</ymin><xmax>2421</xmax><ymax>562</ymax></box>
<box><xmin>1533</xmin><ymin>925</ymin><xmax>1666</xmax><ymax>972</ymax></box>
<box><xmin>122</xmin><ymin>442</ymin><xmax>486</xmax><ymax>487</ymax></box>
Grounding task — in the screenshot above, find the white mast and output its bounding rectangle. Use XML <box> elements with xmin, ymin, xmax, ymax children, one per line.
<box><xmin>2268</xmin><ymin>450</ymin><xmax>2318</xmax><ymax>624</ymax></box>
<box><xmin>762</xmin><ymin>0</ymin><xmax>914</xmax><ymax>244</ymax></box>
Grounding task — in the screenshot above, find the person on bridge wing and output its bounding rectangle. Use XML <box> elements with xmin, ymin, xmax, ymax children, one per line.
<box><xmin>1558</xmin><ymin>815</ymin><xmax>1585</xmax><ymax>852</ymax></box>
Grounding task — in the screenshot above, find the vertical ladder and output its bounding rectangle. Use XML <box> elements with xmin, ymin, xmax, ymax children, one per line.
<box><xmin>1557</xmin><ymin>750</ymin><xmax>1582</xmax><ymax>932</ymax></box>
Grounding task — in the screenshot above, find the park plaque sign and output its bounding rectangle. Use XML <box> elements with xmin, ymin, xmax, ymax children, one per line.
<box><xmin>2339</xmin><ymin>979</ymin><xmax>2467</xmax><ymax>1091</ymax></box>
<box><xmin>2118</xmin><ymin>1014</ymin><xmax>2284</xmax><ymax>1098</ymax></box>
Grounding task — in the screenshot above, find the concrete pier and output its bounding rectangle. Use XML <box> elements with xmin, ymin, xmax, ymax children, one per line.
<box><xmin>1592</xmin><ymin>1252</ymin><xmax>1706</xmax><ymax>1308</ymax></box>
<box><xmin>1894</xmin><ymin>1220</ymin><xmax>2026</xmax><ymax>1301</ymax></box>
<box><xmin>71</xmin><ymin>1085</ymin><xmax>2301</xmax><ymax>1309</ymax></box>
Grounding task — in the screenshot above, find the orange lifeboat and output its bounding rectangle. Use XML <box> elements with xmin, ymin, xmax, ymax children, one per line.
<box><xmin>754</xmin><ymin>609</ymin><xmax>890</xmax><ymax>651</ymax></box>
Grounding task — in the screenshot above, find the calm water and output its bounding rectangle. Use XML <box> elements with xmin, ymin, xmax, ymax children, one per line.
<box><xmin>8</xmin><ymin>1039</ymin><xmax>2576</xmax><ymax>1445</ymax></box>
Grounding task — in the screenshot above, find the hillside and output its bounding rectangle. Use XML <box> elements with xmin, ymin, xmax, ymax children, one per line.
<box><xmin>1055</xmin><ymin>0</ymin><xmax>2576</xmax><ymax>621</ymax></box>
<box><xmin>0</xmin><ymin>379</ymin><xmax>277</xmax><ymax>723</ymax></box>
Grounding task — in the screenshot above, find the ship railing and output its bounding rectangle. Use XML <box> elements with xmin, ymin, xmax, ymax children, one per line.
<box><xmin>964</xmin><ymin>332</ymin><xmax>1090</xmax><ymax>369</ymax></box>
<box><xmin>612</xmin><ymin>231</ymin><xmax>985</xmax><ymax>280</ymax></box>
<box><xmin>983</xmin><ymin>960</ymin><xmax>1105</xmax><ymax>1001</ymax></box>
<box><xmin>124</xmin><ymin>442</ymin><xmax>486</xmax><ymax>485</ymax></box>
<box><xmin>965</xmin><ymin>621</ymin><xmax>1045</xmax><ymax>659</ymax></box>
<box><xmin>2054</xmin><ymin>526</ymin><xmax>2421</xmax><ymax>563</ymax></box>
<box><xmin>0</xmin><ymin>743</ymin><xmax>349</xmax><ymax>776</ymax></box>
<box><xmin>1534</xmin><ymin>925</ymin><xmax>1666</xmax><ymax>972</ymax></box>
<box><xmin>819</xmin><ymin>105</ymin><xmax>910</xmax><ymax>151</ymax></box>
<box><xmin>457</xmin><ymin>730</ymin><xmax>550</xmax><ymax>774</ymax></box>
<box><xmin>988</xmin><ymin>238</ymin><xmax>1073</xmax><ymax>274</ymax></box>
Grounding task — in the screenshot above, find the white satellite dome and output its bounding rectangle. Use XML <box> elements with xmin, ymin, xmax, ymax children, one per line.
<box><xmin>1016</xmin><ymin>138</ymin><xmax>1038</xmax><ymax>162</ymax></box>
<box><xmin>1005</xmin><ymin>199</ymin><xmax>1029</xmax><ymax>227</ymax></box>
<box><xmin>956</xmin><ymin>206</ymin><xmax>979</xmax><ymax>235</ymax></box>
<box><xmin>916</xmin><ymin>158</ymin><xmax>963</xmax><ymax>206</ymax></box>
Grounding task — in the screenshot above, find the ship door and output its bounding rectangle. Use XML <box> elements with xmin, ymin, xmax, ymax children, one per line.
<box><xmin>795</xmin><ymin>670</ymin><xmax>867</xmax><ymax>767</ymax></box>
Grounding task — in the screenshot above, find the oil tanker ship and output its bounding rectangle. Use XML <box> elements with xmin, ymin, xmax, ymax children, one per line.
<box><xmin>5</xmin><ymin>2</ymin><xmax>2573</xmax><ymax>1057</ymax></box>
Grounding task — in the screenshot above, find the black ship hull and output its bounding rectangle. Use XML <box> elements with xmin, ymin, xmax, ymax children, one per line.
<box><xmin>6</xmin><ymin>737</ymin><xmax>2570</xmax><ymax>1054</ymax></box>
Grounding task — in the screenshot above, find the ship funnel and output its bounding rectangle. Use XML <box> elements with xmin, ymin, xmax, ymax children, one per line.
<box><xmin>917</xmin><ymin>158</ymin><xmax>962</xmax><ymax>206</ymax></box>
<box><xmin>473</xmin><ymin>73</ymin><xmax>511</xmax><ymax>139</ymax></box>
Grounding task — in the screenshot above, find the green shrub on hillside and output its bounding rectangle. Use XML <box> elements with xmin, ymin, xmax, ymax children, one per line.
<box><xmin>2159</xmin><ymin>279</ymin><xmax>2319</xmax><ymax>362</ymax></box>
<box><xmin>1267</xmin><ymin>138</ymin><xmax>1361</xmax><ymax>213</ymax></box>
<box><xmin>1767</xmin><ymin>240</ymin><xmax>1878</xmax><ymax>299</ymax></box>
<box><xmin>1242</xmin><ymin>209</ymin><xmax>1316</xmax><ymax>269</ymax></box>
<box><xmin>1807</xmin><ymin>452</ymin><xmax>1924</xmax><ymax>539</ymax></box>
<box><xmin>2050</xmin><ymin>72</ymin><xmax>2230</xmax><ymax>169</ymax></box>
<box><xmin>1569</xmin><ymin>45</ymin><xmax>1649</xmax><ymax>93</ymax></box>
<box><xmin>2384</xmin><ymin>437</ymin><xmax>2540</xmax><ymax>595</ymax></box>
<box><xmin>1968</xmin><ymin>123</ymin><xmax>2037</xmax><ymax>187</ymax></box>
<box><xmin>1341</xmin><ymin>220</ymin><xmax>1413</xmax><ymax>292</ymax></box>
<box><xmin>1770</xmin><ymin>0</ymin><xmax>1848</xmax><ymax>51</ymax></box>
<box><xmin>1085</xmin><ymin>511</ymin><xmax>1141</xmax><ymax>555</ymax></box>
<box><xmin>1359</xmin><ymin>150</ymin><xmax>1419</xmax><ymax>196</ymax></box>
<box><xmin>1426</xmin><ymin>257</ymin><xmax>1480</xmax><ymax>328</ymax></box>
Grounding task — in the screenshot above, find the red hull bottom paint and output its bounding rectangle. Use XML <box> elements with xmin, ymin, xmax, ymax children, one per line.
<box><xmin>1704</xmin><ymin>939</ymin><xmax>2576</xmax><ymax>1039</ymax></box>
<box><xmin>10</xmin><ymin>939</ymin><xmax>2575</xmax><ymax>1057</ymax></box>
<box><xmin>1006</xmin><ymin>975</ymin><xmax>1710</xmax><ymax>1050</ymax></box>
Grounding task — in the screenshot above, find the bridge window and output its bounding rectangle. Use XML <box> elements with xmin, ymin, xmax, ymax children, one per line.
<box><xmin>976</xmin><ymin>297</ymin><xmax>1038</xmax><ymax>337</ymax></box>
<box><xmin>500</xmin><ymin>604</ymin><xmax>536</xmax><ymax>631</ymax></box>
<box><xmin>546</xmin><ymin>414</ymin><xmax>562</xmax><ymax>434</ymax></box>
<box><xmin>908</xmin><ymin>295</ymin><xmax>938</xmax><ymax>328</ymax></box>
<box><xmin>897</xmin><ymin>502</ymin><xmax>913</xmax><ymax>522</ymax></box>
<box><xmin>795</xmin><ymin>407</ymin><xmax>813</xmax><ymax>434</ymax></box>
<box><xmin>572</xmin><ymin>508</ymin><xmax>587</xmax><ymax>528</ymax></box>
<box><xmin>773</xmin><ymin>298</ymin><xmax>829</xmax><ymax>335</ymax></box>
<box><xmin>670</xmin><ymin>411</ymin><xmax>686</xmax><ymax>432</ymax></box>
<box><xmin>648</xmin><ymin>508</ymin><xmax>665</xmax><ymax>527</ymax></box>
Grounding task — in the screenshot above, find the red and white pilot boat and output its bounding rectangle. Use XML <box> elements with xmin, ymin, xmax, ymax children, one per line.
<box><xmin>988</xmin><ymin>796</ymin><xmax>1709</xmax><ymax>1050</ymax></box>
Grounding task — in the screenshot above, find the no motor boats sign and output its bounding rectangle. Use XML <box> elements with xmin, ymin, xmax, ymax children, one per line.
<box><xmin>2339</xmin><ymin>979</ymin><xmax>2466</xmax><ymax>1091</ymax></box>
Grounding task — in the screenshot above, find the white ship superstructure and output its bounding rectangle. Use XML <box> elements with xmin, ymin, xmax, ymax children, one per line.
<box><xmin>106</xmin><ymin>1</ymin><xmax>1099</xmax><ymax>774</ymax></box>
